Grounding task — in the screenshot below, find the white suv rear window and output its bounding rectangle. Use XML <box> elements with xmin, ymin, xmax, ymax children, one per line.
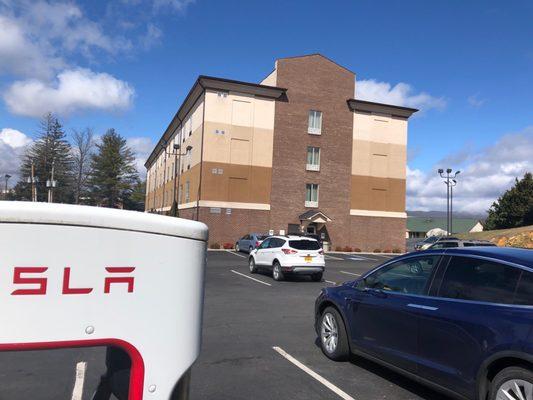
<box><xmin>289</xmin><ymin>240</ymin><xmax>320</xmax><ymax>250</ymax></box>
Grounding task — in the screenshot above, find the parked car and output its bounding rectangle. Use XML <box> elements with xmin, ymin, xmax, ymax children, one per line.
<box><xmin>235</xmin><ymin>233</ymin><xmax>268</xmax><ymax>253</ymax></box>
<box><xmin>315</xmin><ymin>247</ymin><xmax>533</xmax><ymax>400</ymax></box>
<box><xmin>249</xmin><ymin>235</ymin><xmax>325</xmax><ymax>281</ymax></box>
<box><xmin>414</xmin><ymin>235</ymin><xmax>452</xmax><ymax>251</ymax></box>
<box><xmin>427</xmin><ymin>238</ymin><xmax>496</xmax><ymax>249</ymax></box>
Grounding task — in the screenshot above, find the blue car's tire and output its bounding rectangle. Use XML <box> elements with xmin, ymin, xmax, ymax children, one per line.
<box><xmin>319</xmin><ymin>307</ymin><xmax>350</xmax><ymax>361</ymax></box>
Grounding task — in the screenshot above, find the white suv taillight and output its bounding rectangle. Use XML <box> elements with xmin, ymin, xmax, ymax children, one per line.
<box><xmin>282</xmin><ymin>248</ymin><xmax>297</xmax><ymax>255</ymax></box>
<box><xmin>318</xmin><ymin>250</ymin><xmax>324</xmax><ymax>255</ymax></box>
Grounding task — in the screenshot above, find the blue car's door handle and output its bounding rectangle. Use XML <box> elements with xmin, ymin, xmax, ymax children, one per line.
<box><xmin>407</xmin><ymin>303</ymin><xmax>439</xmax><ymax>311</ymax></box>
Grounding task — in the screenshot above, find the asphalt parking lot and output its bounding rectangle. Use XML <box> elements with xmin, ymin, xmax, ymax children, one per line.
<box><xmin>190</xmin><ymin>251</ymin><xmax>451</xmax><ymax>400</ymax></box>
<box><xmin>0</xmin><ymin>251</ymin><xmax>452</xmax><ymax>400</ymax></box>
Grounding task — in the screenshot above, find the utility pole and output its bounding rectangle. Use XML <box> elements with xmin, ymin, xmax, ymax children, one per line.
<box><xmin>27</xmin><ymin>162</ymin><xmax>39</xmax><ymax>202</ymax></box>
<box><xmin>3</xmin><ymin>174</ymin><xmax>11</xmax><ymax>200</ymax></box>
<box><xmin>438</xmin><ymin>169</ymin><xmax>460</xmax><ymax>236</ymax></box>
<box><xmin>46</xmin><ymin>159</ymin><xmax>57</xmax><ymax>203</ymax></box>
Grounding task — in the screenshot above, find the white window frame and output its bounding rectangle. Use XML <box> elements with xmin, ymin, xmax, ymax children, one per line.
<box><xmin>308</xmin><ymin>110</ymin><xmax>322</xmax><ymax>135</ymax></box>
<box><xmin>185</xmin><ymin>180</ymin><xmax>190</xmax><ymax>203</ymax></box>
<box><xmin>305</xmin><ymin>183</ymin><xmax>319</xmax><ymax>208</ymax></box>
<box><xmin>306</xmin><ymin>146</ymin><xmax>320</xmax><ymax>171</ymax></box>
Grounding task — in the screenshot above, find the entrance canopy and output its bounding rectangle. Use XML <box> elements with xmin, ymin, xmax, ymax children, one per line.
<box><xmin>299</xmin><ymin>210</ymin><xmax>332</xmax><ymax>224</ymax></box>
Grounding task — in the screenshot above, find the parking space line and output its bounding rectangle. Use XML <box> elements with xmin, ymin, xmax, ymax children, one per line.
<box><xmin>230</xmin><ymin>270</ymin><xmax>272</xmax><ymax>286</ymax></box>
<box><xmin>272</xmin><ymin>347</ymin><xmax>355</xmax><ymax>400</ymax></box>
<box><xmin>325</xmin><ymin>280</ymin><xmax>337</xmax><ymax>285</ymax></box>
<box><xmin>225</xmin><ymin>250</ymin><xmax>246</xmax><ymax>258</ymax></box>
<box><xmin>340</xmin><ymin>271</ymin><xmax>361</xmax><ymax>276</ymax></box>
<box><xmin>71</xmin><ymin>361</ymin><xmax>87</xmax><ymax>400</ymax></box>
<box><xmin>325</xmin><ymin>254</ymin><xmax>344</xmax><ymax>261</ymax></box>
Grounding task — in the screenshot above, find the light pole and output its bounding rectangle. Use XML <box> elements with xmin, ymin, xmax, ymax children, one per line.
<box><xmin>4</xmin><ymin>174</ymin><xmax>11</xmax><ymax>200</ymax></box>
<box><xmin>450</xmin><ymin>179</ymin><xmax>457</xmax><ymax>235</ymax></box>
<box><xmin>161</xmin><ymin>144</ymin><xmax>192</xmax><ymax>216</ymax></box>
<box><xmin>438</xmin><ymin>168</ymin><xmax>460</xmax><ymax>236</ymax></box>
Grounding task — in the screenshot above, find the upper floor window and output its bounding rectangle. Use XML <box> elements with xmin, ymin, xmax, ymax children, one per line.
<box><xmin>305</xmin><ymin>183</ymin><xmax>319</xmax><ymax>207</ymax></box>
<box><xmin>307</xmin><ymin>147</ymin><xmax>320</xmax><ymax>171</ymax></box>
<box><xmin>308</xmin><ymin>110</ymin><xmax>322</xmax><ymax>135</ymax></box>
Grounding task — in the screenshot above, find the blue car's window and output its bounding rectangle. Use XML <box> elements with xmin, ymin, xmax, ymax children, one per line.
<box><xmin>438</xmin><ymin>256</ymin><xmax>521</xmax><ymax>305</ymax></box>
<box><xmin>364</xmin><ymin>256</ymin><xmax>439</xmax><ymax>295</ymax></box>
<box><xmin>515</xmin><ymin>270</ymin><xmax>533</xmax><ymax>306</ymax></box>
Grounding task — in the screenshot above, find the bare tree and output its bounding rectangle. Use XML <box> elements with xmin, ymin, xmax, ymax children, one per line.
<box><xmin>71</xmin><ymin>128</ymin><xmax>95</xmax><ymax>204</ymax></box>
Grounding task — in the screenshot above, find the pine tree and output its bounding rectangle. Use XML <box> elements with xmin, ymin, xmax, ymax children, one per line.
<box><xmin>89</xmin><ymin>129</ymin><xmax>139</xmax><ymax>208</ymax></box>
<box><xmin>124</xmin><ymin>180</ymin><xmax>146</xmax><ymax>211</ymax></box>
<box><xmin>485</xmin><ymin>172</ymin><xmax>533</xmax><ymax>230</ymax></box>
<box><xmin>17</xmin><ymin>113</ymin><xmax>74</xmax><ymax>203</ymax></box>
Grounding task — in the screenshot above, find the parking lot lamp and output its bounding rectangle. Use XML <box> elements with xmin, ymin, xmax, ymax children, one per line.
<box><xmin>438</xmin><ymin>169</ymin><xmax>460</xmax><ymax>236</ymax></box>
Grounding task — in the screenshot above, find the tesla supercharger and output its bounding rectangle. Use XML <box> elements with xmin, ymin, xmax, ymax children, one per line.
<box><xmin>0</xmin><ymin>202</ymin><xmax>208</xmax><ymax>400</ymax></box>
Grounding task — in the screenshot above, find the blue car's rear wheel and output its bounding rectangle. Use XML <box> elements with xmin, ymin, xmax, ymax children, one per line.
<box><xmin>319</xmin><ymin>307</ymin><xmax>349</xmax><ymax>361</ymax></box>
<box><xmin>490</xmin><ymin>367</ymin><xmax>533</xmax><ymax>400</ymax></box>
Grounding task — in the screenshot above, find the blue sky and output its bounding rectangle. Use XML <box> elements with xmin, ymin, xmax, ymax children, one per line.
<box><xmin>0</xmin><ymin>0</ymin><xmax>531</xmax><ymax>213</ymax></box>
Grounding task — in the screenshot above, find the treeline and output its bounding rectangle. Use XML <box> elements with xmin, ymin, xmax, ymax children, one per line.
<box><xmin>7</xmin><ymin>113</ymin><xmax>145</xmax><ymax>211</ymax></box>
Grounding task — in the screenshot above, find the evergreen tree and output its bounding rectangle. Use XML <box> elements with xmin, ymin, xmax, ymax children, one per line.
<box><xmin>89</xmin><ymin>129</ymin><xmax>139</xmax><ymax>208</ymax></box>
<box><xmin>124</xmin><ymin>179</ymin><xmax>146</xmax><ymax>211</ymax></box>
<box><xmin>485</xmin><ymin>172</ymin><xmax>533</xmax><ymax>230</ymax></box>
<box><xmin>17</xmin><ymin>113</ymin><xmax>74</xmax><ymax>203</ymax></box>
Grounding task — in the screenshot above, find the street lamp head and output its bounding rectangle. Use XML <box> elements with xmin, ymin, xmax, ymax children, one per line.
<box><xmin>456</xmin><ymin>170</ymin><xmax>461</xmax><ymax>175</ymax></box>
<box><xmin>446</xmin><ymin>168</ymin><xmax>452</xmax><ymax>173</ymax></box>
<box><xmin>438</xmin><ymin>168</ymin><xmax>444</xmax><ymax>174</ymax></box>
<box><xmin>173</xmin><ymin>143</ymin><xmax>180</xmax><ymax>150</ymax></box>
<box><xmin>5</xmin><ymin>174</ymin><xmax>11</xmax><ymax>179</ymax></box>
<box><xmin>186</xmin><ymin>145</ymin><xmax>193</xmax><ymax>151</ymax></box>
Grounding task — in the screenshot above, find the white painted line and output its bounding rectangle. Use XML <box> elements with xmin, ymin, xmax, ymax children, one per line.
<box><xmin>325</xmin><ymin>280</ymin><xmax>337</xmax><ymax>285</ymax></box>
<box><xmin>273</xmin><ymin>347</ymin><xmax>356</xmax><ymax>400</ymax></box>
<box><xmin>340</xmin><ymin>271</ymin><xmax>361</xmax><ymax>276</ymax></box>
<box><xmin>325</xmin><ymin>255</ymin><xmax>344</xmax><ymax>261</ymax></box>
<box><xmin>225</xmin><ymin>250</ymin><xmax>246</xmax><ymax>258</ymax></box>
<box><xmin>347</xmin><ymin>255</ymin><xmax>378</xmax><ymax>261</ymax></box>
<box><xmin>230</xmin><ymin>270</ymin><xmax>271</xmax><ymax>286</ymax></box>
<box><xmin>71</xmin><ymin>361</ymin><xmax>87</xmax><ymax>400</ymax></box>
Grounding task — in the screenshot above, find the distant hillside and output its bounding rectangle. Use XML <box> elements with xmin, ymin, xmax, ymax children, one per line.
<box><xmin>407</xmin><ymin>210</ymin><xmax>486</xmax><ymax>220</ymax></box>
<box><xmin>457</xmin><ymin>225</ymin><xmax>533</xmax><ymax>249</ymax></box>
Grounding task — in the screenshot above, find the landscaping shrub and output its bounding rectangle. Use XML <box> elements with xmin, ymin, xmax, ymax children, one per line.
<box><xmin>383</xmin><ymin>249</ymin><xmax>392</xmax><ymax>254</ymax></box>
<box><xmin>343</xmin><ymin>246</ymin><xmax>353</xmax><ymax>252</ymax></box>
<box><xmin>373</xmin><ymin>248</ymin><xmax>382</xmax><ymax>253</ymax></box>
<box><xmin>353</xmin><ymin>248</ymin><xmax>362</xmax><ymax>252</ymax></box>
<box><xmin>335</xmin><ymin>246</ymin><xmax>343</xmax><ymax>251</ymax></box>
<box><xmin>223</xmin><ymin>243</ymin><xmax>233</xmax><ymax>249</ymax></box>
<box><xmin>210</xmin><ymin>242</ymin><xmax>221</xmax><ymax>249</ymax></box>
<box><xmin>392</xmin><ymin>248</ymin><xmax>402</xmax><ymax>253</ymax></box>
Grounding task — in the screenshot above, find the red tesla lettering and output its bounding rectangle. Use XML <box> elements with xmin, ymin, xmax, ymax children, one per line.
<box><xmin>62</xmin><ymin>267</ymin><xmax>93</xmax><ymax>295</ymax></box>
<box><xmin>12</xmin><ymin>267</ymin><xmax>48</xmax><ymax>295</ymax></box>
<box><xmin>104</xmin><ymin>267</ymin><xmax>135</xmax><ymax>293</ymax></box>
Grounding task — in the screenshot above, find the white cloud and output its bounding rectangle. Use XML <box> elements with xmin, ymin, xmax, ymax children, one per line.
<box><xmin>127</xmin><ymin>136</ymin><xmax>154</xmax><ymax>175</ymax></box>
<box><xmin>407</xmin><ymin>126</ymin><xmax>533</xmax><ymax>214</ymax></box>
<box><xmin>153</xmin><ymin>0</ymin><xmax>196</xmax><ymax>12</ymax></box>
<box><xmin>467</xmin><ymin>94</ymin><xmax>486</xmax><ymax>108</ymax></box>
<box><xmin>4</xmin><ymin>68</ymin><xmax>135</xmax><ymax>117</ymax></box>
<box><xmin>356</xmin><ymin>79</ymin><xmax>446</xmax><ymax>112</ymax></box>
<box><xmin>140</xmin><ymin>23</ymin><xmax>163</xmax><ymax>50</ymax></box>
<box><xmin>0</xmin><ymin>128</ymin><xmax>32</xmax><ymax>182</ymax></box>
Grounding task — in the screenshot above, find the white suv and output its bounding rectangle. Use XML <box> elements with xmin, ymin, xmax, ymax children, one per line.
<box><xmin>248</xmin><ymin>235</ymin><xmax>325</xmax><ymax>281</ymax></box>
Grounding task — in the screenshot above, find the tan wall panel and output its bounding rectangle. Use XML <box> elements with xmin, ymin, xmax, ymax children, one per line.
<box><xmin>232</xmin><ymin>99</ymin><xmax>253</xmax><ymax>127</ymax></box>
<box><xmin>261</xmin><ymin>69</ymin><xmax>277</xmax><ymax>86</ymax></box>
<box><xmin>230</xmin><ymin>138</ymin><xmax>251</xmax><ymax>165</ymax></box>
<box><xmin>352</xmin><ymin>139</ymin><xmax>406</xmax><ymax>179</ymax></box>
<box><xmin>201</xmin><ymin>162</ymin><xmax>271</xmax><ymax>204</ymax></box>
<box><xmin>353</xmin><ymin>111</ymin><xmax>407</xmax><ymax>145</ymax></box>
<box><xmin>351</xmin><ymin>175</ymin><xmax>405</xmax><ymax>212</ymax></box>
<box><xmin>202</xmin><ymin>121</ymin><xmax>273</xmax><ymax>167</ymax></box>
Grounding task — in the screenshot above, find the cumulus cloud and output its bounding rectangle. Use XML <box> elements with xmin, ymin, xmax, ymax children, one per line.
<box><xmin>0</xmin><ymin>128</ymin><xmax>32</xmax><ymax>182</ymax></box>
<box><xmin>407</xmin><ymin>126</ymin><xmax>533</xmax><ymax>214</ymax></box>
<box><xmin>127</xmin><ymin>136</ymin><xmax>154</xmax><ymax>175</ymax></box>
<box><xmin>4</xmin><ymin>68</ymin><xmax>135</xmax><ymax>117</ymax></box>
<box><xmin>356</xmin><ymin>79</ymin><xmax>446</xmax><ymax>112</ymax></box>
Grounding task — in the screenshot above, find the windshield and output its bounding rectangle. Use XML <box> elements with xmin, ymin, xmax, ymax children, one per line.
<box><xmin>289</xmin><ymin>240</ymin><xmax>321</xmax><ymax>250</ymax></box>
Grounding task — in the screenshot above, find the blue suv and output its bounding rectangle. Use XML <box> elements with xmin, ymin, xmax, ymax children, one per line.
<box><xmin>315</xmin><ymin>247</ymin><xmax>532</xmax><ymax>400</ymax></box>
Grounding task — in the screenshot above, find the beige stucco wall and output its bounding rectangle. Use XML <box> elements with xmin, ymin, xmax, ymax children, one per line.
<box><xmin>260</xmin><ymin>69</ymin><xmax>277</xmax><ymax>86</ymax></box>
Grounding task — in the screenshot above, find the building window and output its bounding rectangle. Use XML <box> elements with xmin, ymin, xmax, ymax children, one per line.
<box><xmin>185</xmin><ymin>180</ymin><xmax>190</xmax><ymax>203</ymax></box>
<box><xmin>306</xmin><ymin>147</ymin><xmax>320</xmax><ymax>171</ymax></box>
<box><xmin>308</xmin><ymin>110</ymin><xmax>322</xmax><ymax>135</ymax></box>
<box><xmin>305</xmin><ymin>184</ymin><xmax>319</xmax><ymax>207</ymax></box>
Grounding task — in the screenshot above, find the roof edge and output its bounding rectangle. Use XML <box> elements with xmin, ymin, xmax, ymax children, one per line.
<box><xmin>347</xmin><ymin>99</ymin><xmax>418</xmax><ymax>118</ymax></box>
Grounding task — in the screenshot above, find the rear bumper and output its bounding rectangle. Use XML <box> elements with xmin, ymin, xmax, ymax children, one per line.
<box><xmin>282</xmin><ymin>266</ymin><xmax>324</xmax><ymax>274</ymax></box>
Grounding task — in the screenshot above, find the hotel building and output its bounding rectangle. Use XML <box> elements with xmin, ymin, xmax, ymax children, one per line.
<box><xmin>144</xmin><ymin>54</ymin><xmax>417</xmax><ymax>251</ymax></box>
